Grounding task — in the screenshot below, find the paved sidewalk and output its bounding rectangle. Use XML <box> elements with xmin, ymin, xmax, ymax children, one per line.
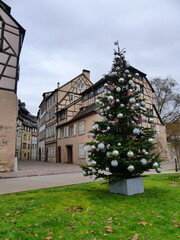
<box><xmin>0</xmin><ymin>160</ymin><xmax>81</xmax><ymax>179</ymax></box>
<box><xmin>0</xmin><ymin>160</ymin><xmax>179</xmax><ymax>195</ymax></box>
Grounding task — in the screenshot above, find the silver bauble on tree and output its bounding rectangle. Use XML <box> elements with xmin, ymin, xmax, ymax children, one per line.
<box><xmin>111</xmin><ymin>160</ymin><xmax>118</xmax><ymax>167</ymax></box>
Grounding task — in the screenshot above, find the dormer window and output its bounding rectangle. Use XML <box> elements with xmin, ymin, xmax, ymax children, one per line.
<box><xmin>76</xmin><ymin>83</ymin><xmax>85</xmax><ymax>89</ymax></box>
<box><xmin>69</xmin><ymin>93</ymin><xmax>74</xmax><ymax>102</ymax></box>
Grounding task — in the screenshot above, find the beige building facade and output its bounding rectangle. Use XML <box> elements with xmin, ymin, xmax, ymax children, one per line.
<box><xmin>0</xmin><ymin>1</ymin><xmax>25</xmax><ymax>172</ymax></box>
<box><xmin>38</xmin><ymin>69</ymin><xmax>92</xmax><ymax>162</ymax></box>
<box><xmin>56</xmin><ymin>67</ymin><xmax>169</xmax><ymax>165</ymax></box>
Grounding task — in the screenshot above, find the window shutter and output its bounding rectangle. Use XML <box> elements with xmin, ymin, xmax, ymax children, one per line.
<box><xmin>73</xmin><ymin>124</ymin><xmax>76</xmax><ymax>136</ymax></box>
<box><xmin>79</xmin><ymin>144</ymin><xmax>85</xmax><ymax>158</ymax></box>
<box><xmin>65</xmin><ymin>126</ymin><xmax>69</xmax><ymax>137</ymax></box>
<box><xmin>79</xmin><ymin>121</ymin><xmax>85</xmax><ymax>135</ymax></box>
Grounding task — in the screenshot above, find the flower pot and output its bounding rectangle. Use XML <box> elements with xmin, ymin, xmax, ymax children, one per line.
<box><xmin>110</xmin><ymin>177</ymin><xmax>144</xmax><ymax>195</ymax></box>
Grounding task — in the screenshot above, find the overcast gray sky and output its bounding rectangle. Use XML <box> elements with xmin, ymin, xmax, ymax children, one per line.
<box><xmin>5</xmin><ymin>0</ymin><xmax>180</xmax><ymax>115</ymax></box>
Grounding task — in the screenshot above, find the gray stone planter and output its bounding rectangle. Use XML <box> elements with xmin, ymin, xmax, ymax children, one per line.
<box><xmin>110</xmin><ymin>177</ymin><xmax>144</xmax><ymax>195</ymax></box>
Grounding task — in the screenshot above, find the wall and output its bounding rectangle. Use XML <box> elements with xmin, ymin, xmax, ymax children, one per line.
<box><xmin>57</xmin><ymin>113</ymin><xmax>101</xmax><ymax>165</ymax></box>
<box><xmin>0</xmin><ymin>90</ymin><xmax>17</xmax><ymax>171</ymax></box>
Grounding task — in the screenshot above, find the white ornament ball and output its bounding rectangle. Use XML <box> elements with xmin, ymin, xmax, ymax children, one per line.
<box><xmin>140</xmin><ymin>158</ymin><xmax>147</xmax><ymax>165</ymax></box>
<box><xmin>107</xmin><ymin>126</ymin><xmax>110</xmax><ymax>130</ymax></box>
<box><xmin>118</xmin><ymin>78</ymin><xmax>124</xmax><ymax>83</ymax></box>
<box><xmin>108</xmin><ymin>95</ymin><xmax>114</xmax><ymax>101</ymax></box>
<box><xmin>111</xmin><ymin>160</ymin><xmax>118</xmax><ymax>167</ymax></box>
<box><xmin>127</xmin><ymin>151</ymin><xmax>134</xmax><ymax>157</ymax></box>
<box><xmin>112</xmin><ymin>150</ymin><xmax>119</xmax><ymax>156</ymax></box>
<box><xmin>135</xmin><ymin>72</ymin><xmax>139</xmax><ymax>77</ymax></box>
<box><xmin>120</xmin><ymin>104</ymin><xmax>125</xmax><ymax>107</ymax></box>
<box><xmin>91</xmin><ymin>160</ymin><xmax>97</xmax><ymax>166</ymax></box>
<box><xmin>104</xmin><ymin>83</ymin><xmax>108</xmax><ymax>88</ymax></box>
<box><xmin>106</xmin><ymin>152</ymin><xmax>111</xmax><ymax>157</ymax></box>
<box><xmin>106</xmin><ymin>106</ymin><xmax>110</xmax><ymax>111</ymax></box>
<box><xmin>105</xmin><ymin>167</ymin><xmax>109</xmax><ymax>171</ymax></box>
<box><xmin>98</xmin><ymin>143</ymin><xmax>105</xmax><ymax>150</ymax></box>
<box><xmin>148</xmin><ymin>138</ymin><xmax>154</xmax><ymax>142</ymax></box>
<box><xmin>116</xmin><ymin>99</ymin><xmax>120</xmax><ymax>103</ymax></box>
<box><xmin>116</xmin><ymin>87</ymin><xmax>121</xmax><ymax>92</ymax></box>
<box><xmin>95</xmin><ymin>99</ymin><xmax>100</xmax><ymax>104</ymax></box>
<box><xmin>117</xmin><ymin>143</ymin><xmax>121</xmax><ymax>146</ymax></box>
<box><xmin>142</xmin><ymin>116</ymin><xmax>147</xmax><ymax>122</ymax></box>
<box><xmin>92</xmin><ymin>168</ymin><xmax>97</xmax><ymax>174</ymax></box>
<box><xmin>149</xmin><ymin>118</ymin><xmax>154</xmax><ymax>123</ymax></box>
<box><xmin>156</xmin><ymin>167</ymin><xmax>162</xmax><ymax>173</ymax></box>
<box><xmin>92</xmin><ymin>124</ymin><xmax>99</xmax><ymax>130</ymax></box>
<box><xmin>91</xmin><ymin>133</ymin><xmax>96</xmax><ymax>138</ymax></box>
<box><xmin>117</xmin><ymin>113</ymin><xmax>123</xmax><ymax>118</ymax></box>
<box><xmin>110</xmin><ymin>71</ymin><xmax>118</xmax><ymax>77</ymax></box>
<box><xmin>91</xmin><ymin>145</ymin><xmax>96</xmax><ymax>150</ymax></box>
<box><xmin>88</xmin><ymin>151</ymin><xmax>91</xmax><ymax>156</ymax></box>
<box><xmin>127</xmin><ymin>165</ymin><xmax>134</xmax><ymax>172</ymax></box>
<box><xmin>145</xmin><ymin>151</ymin><xmax>149</xmax><ymax>155</ymax></box>
<box><xmin>129</xmin><ymin>98</ymin><xmax>136</xmax><ymax>104</ymax></box>
<box><xmin>133</xmin><ymin>128</ymin><xmax>140</xmax><ymax>135</ymax></box>
<box><xmin>82</xmin><ymin>171</ymin><xmax>88</xmax><ymax>176</ymax></box>
<box><xmin>153</xmin><ymin>162</ymin><xmax>159</xmax><ymax>168</ymax></box>
<box><xmin>129</xmin><ymin>80</ymin><xmax>134</xmax><ymax>85</ymax></box>
<box><xmin>140</xmin><ymin>101</ymin><xmax>146</xmax><ymax>107</ymax></box>
<box><xmin>125</xmin><ymin>69</ymin><xmax>130</xmax><ymax>74</ymax></box>
<box><xmin>126</xmin><ymin>62</ymin><xmax>130</xmax><ymax>67</ymax></box>
<box><xmin>142</xmin><ymin>149</ymin><xmax>146</xmax><ymax>153</ymax></box>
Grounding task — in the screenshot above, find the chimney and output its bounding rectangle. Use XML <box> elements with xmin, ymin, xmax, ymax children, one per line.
<box><xmin>83</xmin><ymin>69</ymin><xmax>90</xmax><ymax>80</ymax></box>
<box><xmin>57</xmin><ymin>82</ymin><xmax>60</xmax><ymax>88</ymax></box>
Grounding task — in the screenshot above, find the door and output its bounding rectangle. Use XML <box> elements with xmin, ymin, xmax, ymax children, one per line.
<box><xmin>66</xmin><ymin>145</ymin><xmax>73</xmax><ymax>163</ymax></box>
<box><xmin>39</xmin><ymin>148</ymin><xmax>41</xmax><ymax>161</ymax></box>
<box><xmin>57</xmin><ymin>147</ymin><xmax>61</xmax><ymax>163</ymax></box>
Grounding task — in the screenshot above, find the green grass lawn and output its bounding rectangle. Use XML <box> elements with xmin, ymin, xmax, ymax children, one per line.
<box><xmin>0</xmin><ymin>174</ymin><xmax>179</xmax><ymax>240</ymax></box>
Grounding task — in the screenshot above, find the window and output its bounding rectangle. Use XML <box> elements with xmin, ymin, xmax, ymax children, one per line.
<box><xmin>79</xmin><ymin>121</ymin><xmax>85</xmax><ymax>135</ymax></box>
<box><xmin>95</xmin><ymin>85</ymin><xmax>104</xmax><ymax>95</ymax></box>
<box><xmin>69</xmin><ymin>124</ymin><xmax>76</xmax><ymax>137</ymax></box>
<box><xmin>77</xmin><ymin>83</ymin><xmax>85</xmax><ymax>89</ymax></box>
<box><xmin>59</xmin><ymin>110</ymin><xmax>66</xmax><ymax>121</ymax></box>
<box><xmin>23</xmin><ymin>134</ymin><xmax>27</xmax><ymax>140</ymax></box>
<box><xmin>135</xmin><ymin>83</ymin><xmax>143</xmax><ymax>93</ymax></box>
<box><xmin>60</xmin><ymin>127</ymin><xmax>65</xmax><ymax>138</ymax></box>
<box><xmin>69</xmin><ymin>93</ymin><xmax>74</xmax><ymax>102</ymax></box>
<box><xmin>23</xmin><ymin>143</ymin><xmax>26</xmax><ymax>149</ymax></box>
<box><xmin>79</xmin><ymin>144</ymin><xmax>85</xmax><ymax>158</ymax></box>
<box><xmin>82</xmin><ymin>93</ymin><xmax>89</xmax><ymax>101</ymax></box>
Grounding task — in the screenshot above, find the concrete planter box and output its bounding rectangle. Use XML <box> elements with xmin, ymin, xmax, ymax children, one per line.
<box><xmin>110</xmin><ymin>177</ymin><xmax>144</xmax><ymax>195</ymax></box>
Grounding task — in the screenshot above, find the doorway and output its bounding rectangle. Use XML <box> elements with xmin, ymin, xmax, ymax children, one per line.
<box><xmin>66</xmin><ymin>145</ymin><xmax>73</xmax><ymax>163</ymax></box>
<box><xmin>57</xmin><ymin>147</ymin><xmax>61</xmax><ymax>163</ymax></box>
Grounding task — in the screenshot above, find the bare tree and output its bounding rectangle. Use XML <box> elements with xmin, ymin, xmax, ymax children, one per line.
<box><xmin>150</xmin><ymin>77</ymin><xmax>180</xmax><ymax>123</ymax></box>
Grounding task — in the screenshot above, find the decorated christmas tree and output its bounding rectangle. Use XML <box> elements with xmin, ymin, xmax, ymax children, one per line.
<box><xmin>81</xmin><ymin>41</ymin><xmax>163</xmax><ymax>184</ymax></box>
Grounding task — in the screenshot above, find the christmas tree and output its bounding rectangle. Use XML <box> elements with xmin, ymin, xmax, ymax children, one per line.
<box><xmin>81</xmin><ymin>41</ymin><xmax>163</xmax><ymax>184</ymax></box>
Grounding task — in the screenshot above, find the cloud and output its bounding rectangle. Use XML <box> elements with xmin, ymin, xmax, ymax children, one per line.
<box><xmin>4</xmin><ymin>0</ymin><xmax>180</xmax><ymax>115</ymax></box>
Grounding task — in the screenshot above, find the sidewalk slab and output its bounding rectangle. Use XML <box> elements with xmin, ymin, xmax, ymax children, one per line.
<box><xmin>0</xmin><ymin>172</ymin><xmax>94</xmax><ymax>194</ymax></box>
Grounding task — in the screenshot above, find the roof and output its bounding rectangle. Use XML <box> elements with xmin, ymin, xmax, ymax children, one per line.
<box><xmin>44</xmin><ymin>70</ymin><xmax>93</xmax><ymax>102</ymax></box>
<box><xmin>81</xmin><ymin>65</ymin><xmax>148</xmax><ymax>95</ymax></box>
<box><xmin>153</xmin><ymin>104</ymin><xmax>164</xmax><ymax>125</ymax></box>
<box><xmin>0</xmin><ymin>0</ymin><xmax>25</xmax><ymax>41</ymax></box>
<box><xmin>57</xmin><ymin>103</ymin><xmax>97</xmax><ymax>128</ymax></box>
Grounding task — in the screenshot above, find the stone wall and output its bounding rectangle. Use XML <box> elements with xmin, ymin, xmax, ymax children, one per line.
<box><xmin>0</xmin><ymin>90</ymin><xmax>17</xmax><ymax>172</ymax></box>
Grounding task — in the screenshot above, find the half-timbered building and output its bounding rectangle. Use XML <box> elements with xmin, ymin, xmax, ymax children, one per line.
<box><xmin>0</xmin><ymin>1</ymin><xmax>25</xmax><ymax>172</ymax></box>
<box><xmin>56</xmin><ymin>66</ymin><xmax>169</xmax><ymax>165</ymax></box>
<box><xmin>38</xmin><ymin>69</ymin><xmax>92</xmax><ymax>162</ymax></box>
